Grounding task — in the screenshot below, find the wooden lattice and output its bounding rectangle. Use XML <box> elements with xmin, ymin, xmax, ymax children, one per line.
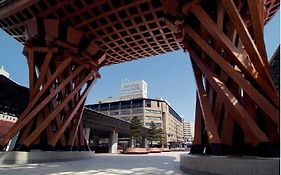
<box><xmin>0</xmin><ymin>0</ymin><xmax>279</xmax><ymax>156</ymax></box>
<box><xmin>164</xmin><ymin>0</ymin><xmax>279</xmax><ymax>157</ymax></box>
<box><xmin>0</xmin><ymin>18</ymin><xmax>105</xmax><ymax>150</ymax></box>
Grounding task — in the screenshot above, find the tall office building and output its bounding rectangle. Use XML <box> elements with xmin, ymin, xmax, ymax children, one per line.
<box><xmin>86</xmin><ymin>80</ymin><xmax>184</xmax><ymax>147</ymax></box>
<box><xmin>183</xmin><ymin>122</ymin><xmax>194</xmax><ymax>142</ymax></box>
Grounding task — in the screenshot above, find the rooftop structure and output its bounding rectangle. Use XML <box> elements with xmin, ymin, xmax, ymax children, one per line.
<box><xmin>98</xmin><ymin>80</ymin><xmax>148</xmax><ymax>103</ymax></box>
<box><xmin>121</xmin><ymin>80</ymin><xmax>147</xmax><ymax>99</ymax></box>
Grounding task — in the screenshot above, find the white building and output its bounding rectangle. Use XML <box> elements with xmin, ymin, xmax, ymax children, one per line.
<box><xmin>121</xmin><ymin>80</ymin><xmax>147</xmax><ymax>99</ymax></box>
<box><xmin>183</xmin><ymin>122</ymin><xmax>194</xmax><ymax>142</ymax></box>
<box><xmin>98</xmin><ymin>80</ymin><xmax>148</xmax><ymax>103</ymax></box>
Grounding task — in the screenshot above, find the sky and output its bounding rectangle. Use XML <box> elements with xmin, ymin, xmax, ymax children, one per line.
<box><xmin>0</xmin><ymin>11</ymin><xmax>279</xmax><ymax>123</ymax></box>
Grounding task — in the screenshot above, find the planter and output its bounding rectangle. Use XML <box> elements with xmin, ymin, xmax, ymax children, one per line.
<box><xmin>121</xmin><ymin>148</ymin><xmax>149</xmax><ymax>154</ymax></box>
<box><xmin>148</xmin><ymin>147</ymin><xmax>162</xmax><ymax>153</ymax></box>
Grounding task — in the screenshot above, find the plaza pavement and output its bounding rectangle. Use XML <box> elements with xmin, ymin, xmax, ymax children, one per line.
<box><xmin>0</xmin><ymin>151</ymin><xmax>190</xmax><ymax>175</ymax></box>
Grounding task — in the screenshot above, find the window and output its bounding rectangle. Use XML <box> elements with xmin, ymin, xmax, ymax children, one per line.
<box><xmin>121</xmin><ymin>117</ymin><xmax>131</xmax><ymax>121</ymax></box>
<box><xmin>121</xmin><ymin>101</ymin><xmax>131</xmax><ymax>109</ymax></box>
<box><xmin>145</xmin><ymin>122</ymin><xmax>162</xmax><ymax>127</ymax></box>
<box><xmin>110</xmin><ymin>102</ymin><xmax>120</xmax><ymax>110</ymax></box>
<box><xmin>132</xmin><ymin>99</ymin><xmax>143</xmax><ymax>108</ymax></box>
<box><xmin>99</xmin><ymin>104</ymin><xmax>109</xmax><ymax>111</ymax></box>
<box><xmin>145</xmin><ymin>116</ymin><xmax>161</xmax><ymax>120</ymax></box>
<box><xmin>155</xmin><ymin>123</ymin><xmax>162</xmax><ymax>127</ymax></box>
<box><xmin>145</xmin><ymin>122</ymin><xmax>151</xmax><ymax>126</ymax></box>
<box><xmin>145</xmin><ymin>100</ymin><xmax>151</xmax><ymax>107</ymax></box>
<box><xmin>120</xmin><ymin>110</ymin><xmax>131</xmax><ymax>115</ymax></box>
<box><xmin>157</xmin><ymin>101</ymin><xmax>160</xmax><ymax>107</ymax></box>
<box><xmin>168</xmin><ymin>106</ymin><xmax>182</xmax><ymax>122</ymax></box>
<box><xmin>88</xmin><ymin>105</ymin><xmax>99</xmax><ymax>111</ymax></box>
<box><xmin>145</xmin><ymin>109</ymin><xmax>161</xmax><ymax>114</ymax></box>
<box><xmin>132</xmin><ymin>109</ymin><xmax>143</xmax><ymax>114</ymax></box>
<box><xmin>110</xmin><ymin>111</ymin><xmax>119</xmax><ymax>116</ymax></box>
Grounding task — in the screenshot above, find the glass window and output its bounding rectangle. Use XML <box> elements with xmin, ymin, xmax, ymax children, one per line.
<box><xmin>145</xmin><ymin>122</ymin><xmax>151</xmax><ymax>126</ymax></box>
<box><xmin>120</xmin><ymin>110</ymin><xmax>131</xmax><ymax>115</ymax></box>
<box><xmin>110</xmin><ymin>102</ymin><xmax>120</xmax><ymax>110</ymax></box>
<box><xmin>132</xmin><ymin>99</ymin><xmax>143</xmax><ymax>108</ymax></box>
<box><xmin>132</xmin><ymin>109</ymin><xmax>143</xmax><ymax>114</ymax></box>
<box><xmin>155</xmin><ymin>123</ymin><xmax>162</xmax><ymax>127</ymax></box>
<box><xmin>120</xmin><ymin>101</ymin><xmax>131</xmax><ymax>109</ymax></box>
<box><xmin>121</xmin><ymin>117</ymin><xmax>131</xmax><ymax>121</ymax></box>
<box><xmin>145</xmin><ymin>122</ymin><xmax>162</xmax><ymax>127</ymax></box>
<box><xmin>145</xmin><ymin>100</ymin><xmax>151</xmax><ymax>107</ymax></box>
<box><xmin>145</xmin><ymin>109</ymin><xmax>161</xmax><ymax>114</ymax></box>
<box><xmin>110</xmin><ymin>111</ymin><xmax>119</xmax><ymax>116</ymax></box>
<box><xmin>145</xmin><ymin>116</ymin><xmax>161</xmax><ymax>120</ymax></box>
<box><xmin>168</xmin><ymin>106</ymin><xmax>182</xmax><ymax>122</ymax></box>
<box><xmin>99</xmin><ymin>104</ymin><xmax>109</xmax><ymax>111</ymax></box>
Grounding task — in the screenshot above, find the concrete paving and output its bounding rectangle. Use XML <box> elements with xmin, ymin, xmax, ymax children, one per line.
<box><xmin>0</xmin><ymin>151</ymin><xmax>190</xmax><ymax>175</ymax></box>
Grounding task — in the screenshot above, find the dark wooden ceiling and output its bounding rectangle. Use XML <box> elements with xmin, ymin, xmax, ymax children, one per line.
<box><xmin>0</xmin><ymin>0</ymin><xmax>279</xmax><ymax>66</ymax></box>
<box><xmin>0</xmin><ymin>0</ymin><xmax>182</xmax><ymax>66</ymax></box>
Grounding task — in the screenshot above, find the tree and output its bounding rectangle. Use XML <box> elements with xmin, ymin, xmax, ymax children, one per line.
<box><xmin>148</xmin><ymin>121</ymin><xmax>164</xmax><ymax>147</ymax></box>
<box><xmin>156</xmin><ymin>127</ymin><xmax>164</xmax><ymax>146</ymax></box>
<box><xmin>148</xmin><ymin>121</ymin><xmax>158</xmax><ymax>147</ymax></box>
<box><xmin>130</xmin><ymin>117</ymin><xmax>143</xmax><ymax>148</ymax></box>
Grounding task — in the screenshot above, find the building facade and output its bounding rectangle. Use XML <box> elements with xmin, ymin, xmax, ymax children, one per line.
<box><xmin>183</xmin><ymin>122</ymin><xmax>194</xmax><ymax>142</ymax></box>
<box><xmin>0</xmin><ymin>67</ymin><xmax>29</xmax><ymax>150</ymax></box>
<box><xmin>87</xmin><ymin>80</ymin><xmax>184</xmax><ymax>147</ymax></box>
<box><xmin>97</xmin><ymin>80</ymin><xmax>148</xmax><ymax>103</ymax></box>
<box><xmin>86</xmin><ymin>98</ymin><xmax>184</xmax><ymax>147</ymax></box>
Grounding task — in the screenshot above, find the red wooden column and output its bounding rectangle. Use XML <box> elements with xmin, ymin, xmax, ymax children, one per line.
<box><xmin>0</xmin><ymin>18</ymin><xmax>106</xmax><ymax>151</ymax></box>
<box><xmin>163</xmin><ymin>0</ymin><xmax>279</xmax><ymax>157</ymax></box>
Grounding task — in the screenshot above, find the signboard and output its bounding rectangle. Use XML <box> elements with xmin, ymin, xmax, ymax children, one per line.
<box><xmin>121</xmin><ymin>80</ymin><xmax>147</xmax><ymax>98</ymax></box>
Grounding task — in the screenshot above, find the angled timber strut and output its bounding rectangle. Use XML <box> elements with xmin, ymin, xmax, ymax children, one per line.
<box><xmin>0</xmin><ymin>0</ymin><xmax>279</xmax><ymax>156</ymax></box>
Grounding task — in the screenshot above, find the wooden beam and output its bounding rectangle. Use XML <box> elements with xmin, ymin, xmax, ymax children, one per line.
<box><xmin>184</xmin><ymin>25</ymin><xmax>279</xmax><ymax>126</ymax></box>
<box><xmin>193</xmin><ymin>95</ymin><xmax>203</xmax><ymax>145</ymax></box>
<box><xmin>27</xmin><ymin>49</ymin><xmax>36</xmax><ymax>98</ymax></box>
<box><xmin>189</xmin><ymin>49</ymin><xmax>269</xmax><ymax>145</ymax></box>
<box><xmin>23</xmin><ymin>73</ymin><xmax>93</xmax><ymax>146</ymax></box>
<box><xmin>48</xmin><ymin>80</ymin><xmax>94</xmax><ymax>146</ymax></box>
<box><xmin>0</xmin><ymin>62</ymin><xmax>82</xmax><ymax>146</ymax></box>
<box><xmin>221</xmin><ymin>0</ymin><xmax>272</xmax><ymax>84</ymax></box>
<box><xmin>192</xmin><ymin>61</ymin><xmax>221</xmax><ymax>144</ymax></box>
<box><xmin>33</xmin><ymin>51</ymin><xmax>53</xmax><ymax>92</ymax></box>
<box><xmin>190</xmin><ymin>4</ymin><xmax>279</xmax><ymax>106</ymax></box>
<box><xmin>220</xmin><ymin>111</ymin><xmax>235</xmax><ymax>146</ymax></box>
<box><xmin>79</xmin><ymin>123</ymin><xmax>86</xmax><ymax>147</ymax></box>
<box><xmin>247</xmin><ymin>0</ymin><xmax>268</xmax><ymax>65</ymax></box>
<box><xmin>68</xmin><ymin>104</ymin><xmax>86</xmax><ymax>146</ymax></box>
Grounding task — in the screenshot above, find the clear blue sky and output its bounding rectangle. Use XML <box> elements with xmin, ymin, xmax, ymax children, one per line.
<box><xmin>0</xmin><ymin>11</ymin><xmax>279</xmax><ymax>123</ymax></box>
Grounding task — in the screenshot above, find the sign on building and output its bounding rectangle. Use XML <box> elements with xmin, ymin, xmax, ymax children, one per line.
<box><xmin>121</xmin><ymin>80</ymin><xmax>147</xmax><ymax>98</ymax></box>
